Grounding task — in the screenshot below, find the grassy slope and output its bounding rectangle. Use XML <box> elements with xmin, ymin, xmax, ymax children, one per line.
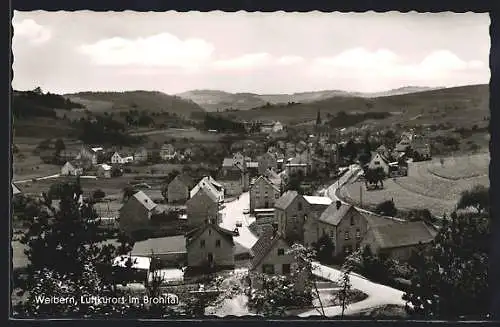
<box><xmin>65</xmin><ymin>91</ymin><xmax>205</xmax><ymax>116</ymax></box>
<box><xmin>176</xmin><ymin>90</ymin><xmax>267</xmax><ymax>112</ymax></box>
<box><xmin>221</xmin><ymin>84</ymin><xmax>489</xmax><ymax>126</ymax></box>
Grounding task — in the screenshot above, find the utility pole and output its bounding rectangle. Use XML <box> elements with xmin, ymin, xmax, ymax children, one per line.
<box><xmin>359</xmin><ymin>182</ymin><xmax>363</xmax><ymax>207</ymax></box>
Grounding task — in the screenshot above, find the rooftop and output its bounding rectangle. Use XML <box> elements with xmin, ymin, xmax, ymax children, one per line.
<box><xmin>303</xmin><ymin>196</ymin><xmax>332</xmax><ymax>206</ymax></box>
<box><xmin>131</xmin><ymin>235</ymin><xmax>186</xmax><ymax>256</ymax></box>
<box><xmin>369</xmin><ymin>221</ymin><xmax>437</xmax><ymax>249</ymax></box>
<box><xmin>131</xmin><ymin>191</ymin><xmax>157</xmax><ymax>211</ymax></box>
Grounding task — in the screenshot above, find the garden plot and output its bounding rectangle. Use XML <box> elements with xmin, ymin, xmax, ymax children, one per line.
<box><xmin>340</xmin><ymin>154</ymin><xmax>490</xmax><ymax>218</ymax></box>
<box><xmin>427</xmin><ymin>153</ymin><xmax>489</xmax><ymax>180</ymax></box>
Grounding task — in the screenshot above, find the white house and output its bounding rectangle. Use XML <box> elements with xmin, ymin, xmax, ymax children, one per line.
<box><xmin>368</xmin><ymin>152</ymin><xmax>390</xmax><ymax>175</ymax></box>
<box><xmin>111</xmin><ymin>152</ymin><xmax>124</xmax><ymax>164</ymax></box>
<box><xmin>61</xmin><ymin>161</ymin><xmax>83</xmax><ymax>176</ymax></box>
<box><xmin>190</xmin><ymin>176</ymin><xmax>224</xmax><ymax>203</ymax></box>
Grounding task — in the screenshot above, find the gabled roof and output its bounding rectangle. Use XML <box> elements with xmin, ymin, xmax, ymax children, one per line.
<box><xmin>65</xmin><ymin>160</ymin><xmax>83</xmax><ymax>169</ymax></box>
<box><xmin>132</xmin><ymin>191</ymin><xmax>157</xmax><ymax>211</ymax></box>
<box><xmin>252</xmin><ymin>175</ymin><xmax>280</xmax><ymax>192</ymax></box>
<box><xmin>370</xmin><ymin>152</ymin><xmax>390</xmax><ymax>164</ymax></box>
<box><xmin>250</xmin><ymin>232</ymin><xmax>290</xmax><ymax>270</ymax></box>
<box><xmin>318</xmin><ymin>203</ymin><xmax>360</xmax><ymax>226</ymax></box>
<box><xmin>12</xmin><ymin>183</ymin><xmax>21</xmax><ymax>195</ymax></box>
<box><xmin>274</xmin><ymin>190</ymin><xmax>299</xmax><ymax>210</ymax></box>
<box><xmin>303</xmin><ymin>196</ymin><xmax>332</xmax><ymax>206</ymax></box>
<box><xmin>192</xmin><ymin>184</ymin><xmax>219</xmax><ymax>203</ymax></box>
<box><xmin>186</xmin><ymin>223</ymin><xmax>238</xmax><ymax>246</ymax></box>
<box><xmin>368</xmin><ymin>221</ymin><xmax>437</xmax><ymax>250</ymax></box>
<box><xmin>131</xmin><ymin>235</ymin><xmax>186</xmax><ymax>256</ymax></box>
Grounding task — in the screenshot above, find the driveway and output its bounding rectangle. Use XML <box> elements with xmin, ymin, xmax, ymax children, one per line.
<box><xmin>219</xmin><ymin>192</ymin><xmax>258</xmax><ymax>250</ymax></box>
<box><xmin>298</xmin><ymin>262</ymin><xmax>407</xmax><ymax>317</ymax></box>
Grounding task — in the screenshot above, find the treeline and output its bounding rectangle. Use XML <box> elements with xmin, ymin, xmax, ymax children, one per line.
<box><xmin>12</xmin><ymin>88</ymin><xmax>85</xmax><ymax>119</ymax></box>
<box><xmin>202</xmin><ymin>114</ymin><xmax>246</xmax><ymax>133</ymax></box>
<box><xmin>75</xmin><ymin>116</ymin><xmax>142</xmax><ymax>146</ymax></box>
<box><xmin>327</xmin><ymin>111</ymin><xmax>391</xmax><ymax>128</ymax></box>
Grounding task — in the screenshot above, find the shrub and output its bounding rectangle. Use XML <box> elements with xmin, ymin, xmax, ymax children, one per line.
<box><xmin>375</xmin><ymin>199</ymin><xmax>397</xmax><ymax>217</ymax></box>
<box><xmin>92</xmin><ymin>189</ymin><xmax>106</xmax><ymax>200</ymax></box>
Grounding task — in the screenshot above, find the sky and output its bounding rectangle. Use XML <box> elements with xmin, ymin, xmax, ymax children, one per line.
<box><xmin>12</xmin><ymin>11</ymin><xmax>490</xmax><ymax>95</ymax></box>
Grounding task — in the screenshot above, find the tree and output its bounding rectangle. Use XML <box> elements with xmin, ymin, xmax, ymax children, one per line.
<box><xmin>14</xmin><ymin>181</ymin><xmax>134</xmax><ymax>317</ymax></box>
<box><xmin>54</xmin><ymin>139</ymin><xmax>65</xmax><ymax>155</ymax></box>
<box><xmin>375</xmin><ymin>199</ymin><xmax>397</xmax><ymax>217</ymax></box>
<box><xmin>406</xmin><ymin>209</ymin><xmax>435</xmax><ymax>225</ymax></box>
<box><xmin>403</xmin><ymin>212</ymin><xmax>489</xmax><ymax>319</ymax></box>
<box><xmin>92</xmin><ymin>189</ymin><xmax>106</xmax><ymax>201</ymax></box>
<box><xmin>313</xmin><ymin>234</ymin><xmax>335</xmax><ymax>264</ymax></box>
<box><xmin>122</xmin><ymin>186</ymin><xmax>137</xmax><ymax>203</ymax></box>
<box><xmin>457</xmin><ymin>185</ymin><xmax>489</xmax><ymax>215</ymax></box>
<box><xmin>364</xmin><ymin>167</ymin><xmax>386</xmax><ymax>189</ymax></box>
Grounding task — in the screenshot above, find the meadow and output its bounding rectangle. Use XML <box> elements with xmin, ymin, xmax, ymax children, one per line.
<box><xmin>340</xmin><ymin>152</ymin><xmax>490</xmax><ymax>217</ymax></box>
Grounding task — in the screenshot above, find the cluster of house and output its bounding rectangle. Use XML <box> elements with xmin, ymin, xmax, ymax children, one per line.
<box><xmin>240</xmin><ymin>120</ymin><xmax>284</xmax><ymax>134</ymax></box>
<box><xmin>364</xmin><ymin>131</ymin><xmax>432</xmax><ymax>178</ymax></box>
<box><xmin>59</xmin><ymin>143</ymin><xmax>193</xmax><ymax>178</ymax></box>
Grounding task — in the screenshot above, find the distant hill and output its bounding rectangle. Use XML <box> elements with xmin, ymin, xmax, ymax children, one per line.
<box><xmin>219</xmin><ymin>84</ymin><xmax>489</xmax><ymax>127</ymax></box>
<box><xmin>65</xmin><ymin>91</ymin><xmax>205</xmax><ymax>117</ymax></box>
<box><xmin>175</xmin><ymin>89</ymin><xmax>267</xmax><ymax>112</ymax></box>
<box><xmin>177</xmin><ymin>86</ymin><xmax>443</xmax><ymax>111</ymax></box>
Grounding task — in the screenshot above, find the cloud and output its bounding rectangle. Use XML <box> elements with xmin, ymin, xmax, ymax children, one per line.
<box><xmin>309</xmin><ymin>47</ymin><xmax>487</xmax><ymax>84</ymax></box>
<box><xmin>77</xmin><ymin>33</ymin><xmax>215</xmax><ymax>69</ymax></box>
<box><xmin>276</xmin><ymin>55</ymin><xmax>305</xmax><ymax>65</ymax></box>
<box><xmin>212</xmin><ymin>53</ymin><xmax>272</xmax><ymax>70</ymax></box>
<box><xmin>13</xmin><ymin>19</ymin><xmax>52</xmax><ymax>45</ymax></box>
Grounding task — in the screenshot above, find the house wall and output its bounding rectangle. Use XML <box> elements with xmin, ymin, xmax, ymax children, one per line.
<box><xmin>220</xmin><ymin>179</ymin><xmax>243</xmax><ymax>197</ymax></box>
<box><xmin>186</xmin><ymin>191</ymin><xmax>219</xmax><ymax>228</ymax></box>
<box><xmin>250</xmin><ymin>239</ymin><xmax>306</xmax><ymax>292</ymax></box>
<box><xmin>368</xmin><ymin>154</ymin><xmax>389</xmax><ymax>175</ymax></box>
<box><xmin>276</xmin><ymin>196</ymin><xmax>311</xmax><ymax>243</ymax></box>
<box><xmin>379</xmin><ymin>243</ymin><xmax>432</xmax><ymax>262</ymax></box>
<box><xmin>187</xmin><ymin>226</ymin><xmax>234</xmax><ymax>268</ymax></box>
<box><xmin>335</xmin><ymin>208</ymin><xmax>368</xmax><ymax>256</ymax></box>
<box><xmin>119</xmin><ymin>198</ymin><xmax>151</xmax><ymax>233</ymax></box>
<box><xmin>250</xmin><ymin>179</ymin><xmax>280</xmax><ymax>212</ymax></box>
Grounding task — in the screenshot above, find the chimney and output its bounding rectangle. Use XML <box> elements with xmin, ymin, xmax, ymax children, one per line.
<box><xmin>336</xmin><ymin>200</ymin><xmax>342</xmax><ymax>210</ymax></box>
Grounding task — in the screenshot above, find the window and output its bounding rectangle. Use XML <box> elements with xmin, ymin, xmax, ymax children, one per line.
<box><xmin>265</xmin><ymin>191</ymin><xmax>268</xmax><ymax>198</ymax></box>
<box><xmin>344</xmin><ymin>231</ymin><xmax>350</xmax><ymax>240</ymax></box>
<box><xmin>262</xmin><ymin>264</ymin><xmax>275</xmax><ymax>274</ymax></box>
<box><xmin>208</xmin><ymin>229</ymin><xmax>212</xmax><ymax>235</ymax></box>
<box><xmin>200</xmin><ymin>240</ymin><xmax>205</xmax><ymax>248</ymax></box>
<box><xmin>374</xmin><ymin>161</ymin><xmax>380</xmax><ymax>165</ymax></box>
<box><xmin>356</xmin><ymin>229</ymin><xmax>361</xmax><ymax>239</ymax></box>
<box><xmin>344</xmin><ymin>245</ymin><xmax>352</xmax><ymax>254</ymax></box>
<box><xmin>330</xmin><ymin>230</ymin><xmax>335</xmax><ymax>238</ymax></box>
<box><xmin>298</xmin><ymin>202</ymin><xmax>303</xmax><ymax>211</ymax></box>
<box><xmin>322</xmin><ymin>229</ymin><xmax>326</xmax><ymax>236</ymax></box>
<box><xmin>215</xmin><ymin>239</ymin><xmax>221</xmax><ymax>248</ymax></box>
<box><xmin>350</xmin><ymin>216</ymin><xmax>355</xmax><ymax>226</ymax></box>
<box><xmin>282</xmin><ymin>264</ymin><xmax>291</xmax><ymax>274</ymax></box>
<box><xmin>278</xmin><ymin>248</ymin><xmax>285</xmax><ymax>256</ymax></box>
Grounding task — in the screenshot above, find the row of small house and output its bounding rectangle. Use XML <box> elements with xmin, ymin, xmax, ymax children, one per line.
<box><xmin>58</xmin><ymin>143</ymin><xmax>188</xmax><ymax>177</ymax></box>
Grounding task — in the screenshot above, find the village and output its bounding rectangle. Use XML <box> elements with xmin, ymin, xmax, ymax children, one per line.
<box><xmin>12</xmin><ymin>115</ymin><xmax>469</xmax><ymax>317</ymax></box>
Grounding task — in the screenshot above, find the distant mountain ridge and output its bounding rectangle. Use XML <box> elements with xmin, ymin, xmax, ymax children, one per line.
<box><xmin>176</xmin><ymin>86</ymin><xmax>443</xmax><ymax>111</ymax></box>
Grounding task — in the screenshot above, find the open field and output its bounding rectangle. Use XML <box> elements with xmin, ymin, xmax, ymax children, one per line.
<box><xmin>340</xmin><ymin>152</ymin><xmax>490</xmax><ymax>217</ymax></box>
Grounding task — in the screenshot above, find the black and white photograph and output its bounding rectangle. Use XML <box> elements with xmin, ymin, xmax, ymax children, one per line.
<box><xmin>11</xmin><ymin>11</ymin><xmax>491</xmax><ymax>319</ymax></box>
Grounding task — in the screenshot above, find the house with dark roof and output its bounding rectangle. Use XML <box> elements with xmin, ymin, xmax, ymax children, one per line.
<box><xmin>361</xmin><ymin>220</ymin><xmax>437</xmax><ymax>261</ymax></box>
<box><xmin>131</xmin><ymin>235</ymin><xmax>187</xmax><ymax>268</ymax></box>
<box><xmin>248</xmin><ymin>229</ymin><xmax>306</xmax><ymax>292</ymax></box>
<box><xmin>250</xmin><ymin>175</ymin><xmax>281</xmax><ymax>214</ymax></box>
<box><xmin>119</xmin><ymin>191</ymin><xmax>158</xmax><ymax>234</ymax></box>
<box><xmin>186</xmin><ymin>186</ymin><xmax>220</xmax><ymax>228</ymax></box>
<box><xmin>274</xmin><ymin>191</ymin><xmax>329</xmax><ymax>244</ymax></box>
<box><xmin>185</xmin><ymin>223</ymin><xmax>238</xmax><ymax>273</ymax></box>
<box><xmin>304</xmin><ymin>201</ymin><xmax>370</xmax><ymax>256</ymax></box>
<box><xmin>167</xmin><ymin>174</ymin><xmax>195</xmax><ymax>204</ymax></box>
